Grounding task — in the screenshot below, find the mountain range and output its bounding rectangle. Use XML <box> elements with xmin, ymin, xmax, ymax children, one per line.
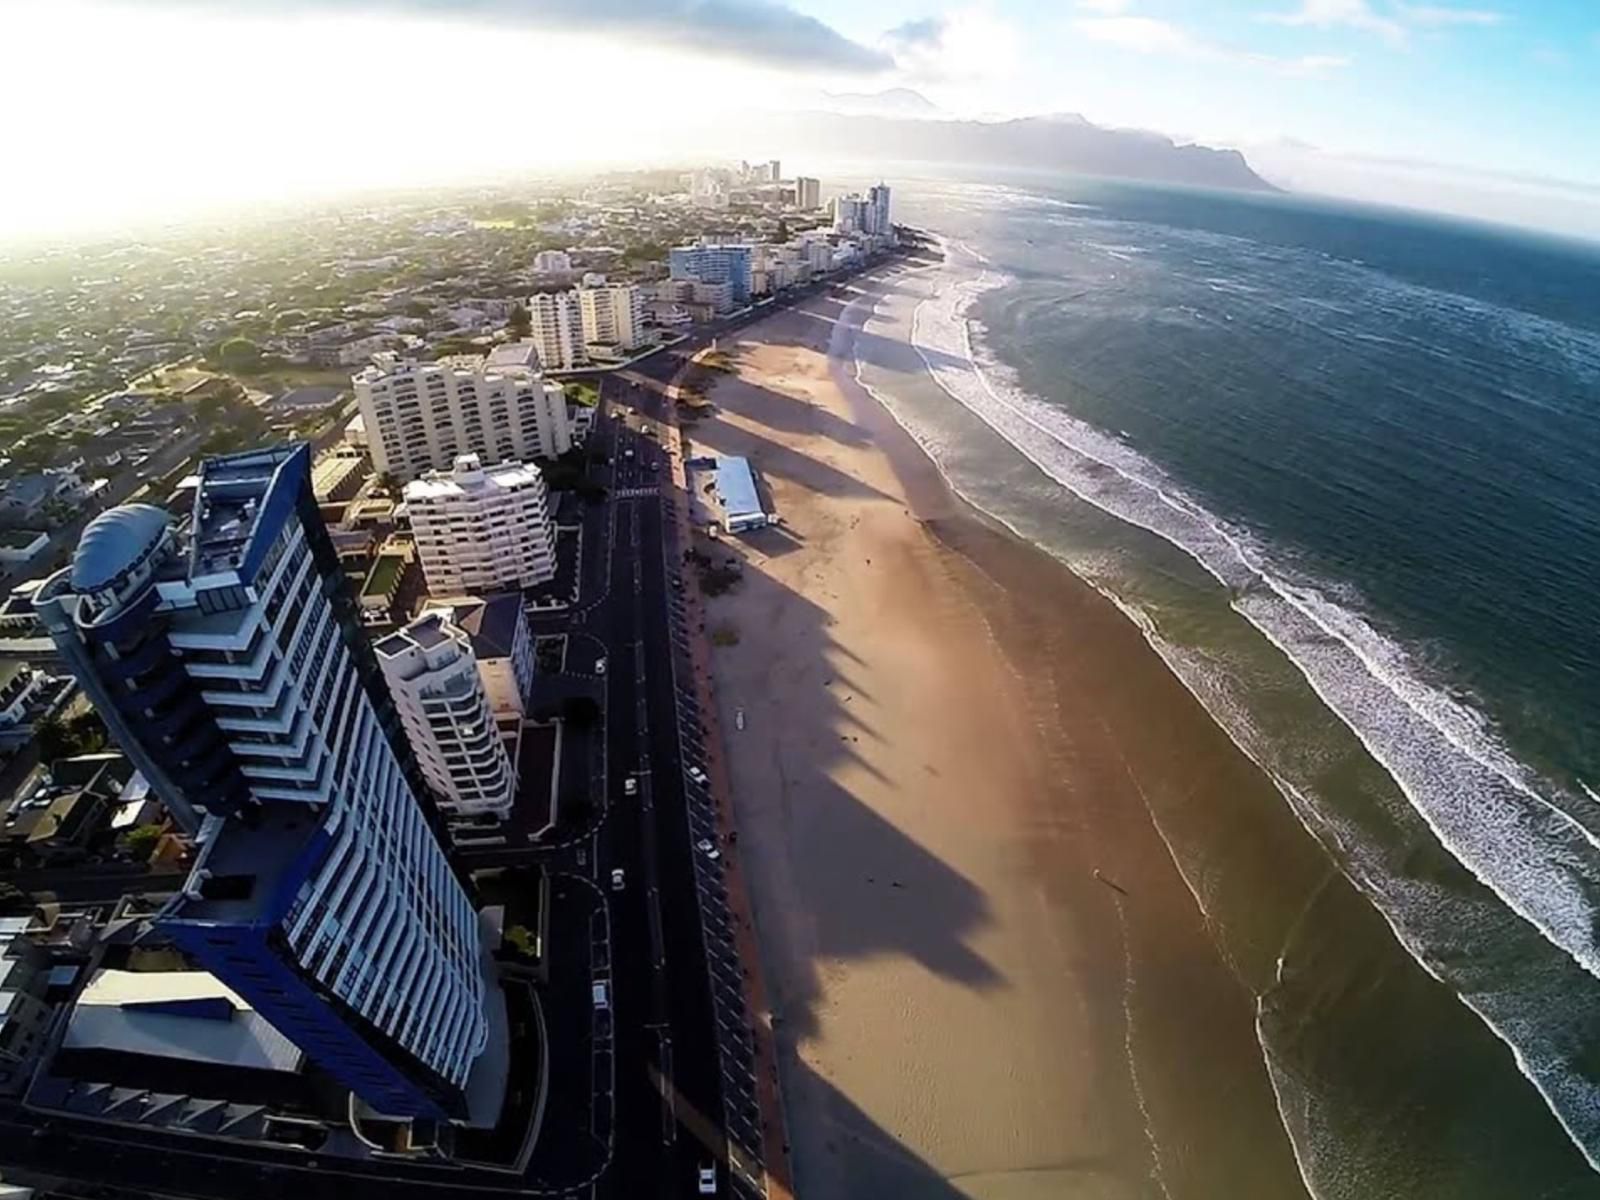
<box><xmin>752</xmin><ymin>97</ymin><xmax>1275</xmax><ymax>193</ymax></box>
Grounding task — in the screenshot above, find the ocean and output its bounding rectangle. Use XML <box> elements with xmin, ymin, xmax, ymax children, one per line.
<box><xmin>852</xmin><ymin>172</ymin><xmax>1600</xmax><ymax>1198</ymax></box>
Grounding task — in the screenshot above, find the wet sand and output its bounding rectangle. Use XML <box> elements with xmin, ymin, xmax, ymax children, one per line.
<box><xmin>681</xmin><ymin>268</ymin><xmax>1314</xmax><ymax>1199</ymax></box>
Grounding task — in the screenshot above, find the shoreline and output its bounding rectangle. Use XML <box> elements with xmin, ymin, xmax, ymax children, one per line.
<box><xmin>679</xmin><ymin>260</ymin><xmax>1315</xmax><ymax>1198</ymax></box>
<box><xmin>886</xmin><ymin>236</ymin><xmax>1600</xmax><ymax>1181</ymax></box>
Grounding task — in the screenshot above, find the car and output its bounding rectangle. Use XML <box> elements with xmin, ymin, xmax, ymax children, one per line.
<box><xmin>623</xmin><ymin>776</ymin><xmax>638</xmax><ymax>797</ymax></box>
<box><xmin>698</xmin><ymin>1164</ymin><xmax>717</xmax><ymax>1194</ymax></box>
<box><xmin>595</xmin><ymin>657</ymin><xmax>607</xmax><ymax>675</ymax></box>
<box><xmin>696</xmin><ymin>838</ymin><xmax>721</xmax><ymax>861</ymax></box>
<box><xmin>611</xmin><ymin>868</ymin><xmax>625</xmax><ymax>891</ymax></box>
<box><xmin>672</xmin><ymin>574</ymin><xmax>684</xmax><ymax>589</ymax></box>
<box><xmin>592</xmin><ymin>981</ymin><xmax>609</xmax><ymax>1011</ymax></box>
<box><xmin>687</xmin><ymin>766</ymin><xmax>708</xmax><ymax>785</ymax></box>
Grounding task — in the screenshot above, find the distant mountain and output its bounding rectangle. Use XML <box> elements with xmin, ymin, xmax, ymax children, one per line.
<box><xmin>760</xmin><ymin>110</ymin><xmax>1277</xmax><ymax>194</ymax></box>
<box><xmin>818</xmin><ymin>88</ymin><xmax>943</xmax><ymax>119</ymax></box>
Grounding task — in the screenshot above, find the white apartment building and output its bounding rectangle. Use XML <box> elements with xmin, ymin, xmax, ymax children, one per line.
<box><xmin>354</xmin><ymin>349</ymin><xmax>572</xmax><ymax>482</ymax></box>
<box><xmin>526</xmin><ymin>290</ymin><xmax>586</xmax><ymax>370</ymax></box>
<box><xmin>406</xmin><ymin>454</ymin><xmax>558</xmax><ymax>594</ymax></box>
<box><xmin>532</xmin><ymin>249</ymin><xmax>572</xmax><ymax>274</ymax></box>
<box><xmin>577</xmin><ymin>282</ymin><xmax>646</xmax><ymax>352</ymax></box>
<box><xmin>376</xmin><ymin>612</ymin><xmax>515</xmax><ymax>822</ymax></box>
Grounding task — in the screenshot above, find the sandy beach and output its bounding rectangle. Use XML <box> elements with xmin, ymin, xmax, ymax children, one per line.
<box><xmin>676</xmin><ymin>265</ymin><xmax>1316</xmax><ymax>1200</ymax></box>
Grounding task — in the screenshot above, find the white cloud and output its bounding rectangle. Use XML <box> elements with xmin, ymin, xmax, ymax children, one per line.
<box><xmin>1263</xmin><ymin>0</ymin><xmax>1406</xmax><ymax>46</ymax></box>
<box><xmin>1073</xmin><ymin>16</ymin><xmax>1350</xmax><ymax>76</ymax></box>
<box><xmin>883</xmin><ymin>7</ymin><xmax>1021</xmax><ymax>82</ymax></box>
<box><xmin>1074</xmin><ymin>0</ymin><xmax>1132</xmax><ymax>13</ymax></box>
<box><xmin>1264</xmin><ymin>0</ymin><xmax>1505</xmax><ymax>45</ymax></box>
<box><xmin>1398</xmin><ymin>4</ymin><xmax>1504</xmax><ymax>27</ymax></box>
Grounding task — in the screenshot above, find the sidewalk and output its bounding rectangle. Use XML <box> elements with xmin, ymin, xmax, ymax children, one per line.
<box><xmin>661</xmin><ymin>360</ymin><xmax>795</xmax><ymax>1200</ymax></box>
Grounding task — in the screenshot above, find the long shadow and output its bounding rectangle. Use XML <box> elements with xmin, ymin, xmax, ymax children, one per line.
<box><xmin>679</xmin><ymin>399</ymin><xmax>895</xmax><ymax>504</ymax></box>
<box><xmin>656</xmin><ymin>272</ymin><xmax>1312</xmax><ymax>1200</ymax></box>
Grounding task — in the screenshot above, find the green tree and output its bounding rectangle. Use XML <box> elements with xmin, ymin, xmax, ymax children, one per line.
<box><xmin>504</xmin><ymin>925</ymin><xmax>536</xmax><ymax>956</ymax></box>
<box><xmin>122</xmin><ymin>823</ymin><xmax>163</xmax><ymax>861</ymax></box>
<box><xmin>217</xmin><ymin>337</ymin><xmax>263</xmax><ymax>373</ymax></box>
<box><xmin>507</xmin><ymin>304</ymin><xmax>531</xmax><ymax>339</ymax></box>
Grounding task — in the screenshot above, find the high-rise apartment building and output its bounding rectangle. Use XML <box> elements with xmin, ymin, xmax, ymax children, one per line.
<box><xmin>406</xmin><ymin>454</ymin><xmax>557</xmax><ymax>594</ymax></box>
<box><xmin>668</xmin><ymin>242</ymin><xmax>754</xmax><ymax>307</ymax></box>
<box><xmin>354</xmin><ymin>349</ymin><xmax>572</xmax><ymax>482</ymax></box>
<box><xmin>532</xmin><ymin>249</ymin><xmax>572</xmax><ymax>274</ymax></box>
<box><xmin>525</xmin><ymin>290</ymin><xmax>586</xmax><ymax>370</ymax></box>
<box><xmin>33</xmin><ymin>445</ymin><xmax>488</xmax><ymax>1120</ymax></box>
<box><xmin>376</xmin><ymin>611</ymin><xmax>515</xmax><ymax>822</ymax></box>
<box><xmin>795</xmin><ymin>176</ymin><xmax>821</xmax><ymax>210</ymax></box>
<box><xmin>832</xmin><ymin>194</ymin><xmax>868</xmax><ymax>235</ymax></box>
<box><xmin>866</xmin><ymin>182</ymin><xmax>893</xmax><ymax>235</ymax></box>
<box><xmin>577</xmin><ymin>281</ymin><xmax>646</xmax><ymax>352</ymax></box>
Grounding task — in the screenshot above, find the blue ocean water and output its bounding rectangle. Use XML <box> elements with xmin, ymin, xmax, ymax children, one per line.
<box><xmin>858</xmin><ymin>171</ymin><xmax>1600</xmax><ymax>1196</ymax></box>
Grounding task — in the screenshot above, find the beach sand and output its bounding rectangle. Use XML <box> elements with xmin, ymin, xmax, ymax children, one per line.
<box><xmin>678</xmin><ymin>269</ymin><xmax>1315</xmax><ymax>1200</ymax></box>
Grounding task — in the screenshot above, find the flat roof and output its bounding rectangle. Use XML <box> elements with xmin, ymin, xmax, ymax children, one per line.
<box><xmin>713</xmin><ymin>455</ymin><xmax>764</xmax><ymax>520</ymax></box>
<box><xmin>65</xmin><ymin>970</ymin><xmax>303</xmax><ymax>1075</ymax></box>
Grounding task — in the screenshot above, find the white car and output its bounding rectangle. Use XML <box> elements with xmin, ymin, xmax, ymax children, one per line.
<box><xmin>687</xmin><ymin>766</ymin><xmax>708</xmax><ymax>785</ymax></box>
<box><xmin>595</xmin><ymin>657</ymin><xmax>607</xmax><ymax>675</ymax></box>
<box><xmin>698</xmin><ymin>1164</ymin><xmax>717</xmax><ymax>1194</ymax></box>
<box><xmin>623</xmin><ymin>777</ymin><xmax>638</xmax><ymax>797</ymax></box>
<box><xmin>611</xmin><ymin>868</ymin><xmax>625</xmax><ymax>892</ymax></box>
<box><xmin>592</xmin><ymin>981</ymin><xmax>609</xmax><ymax>1011</ymax></box>
<box><xmin>696</xmin><ymin>838</ymin><xmax>721</xmax><ymax>861</ymax></box>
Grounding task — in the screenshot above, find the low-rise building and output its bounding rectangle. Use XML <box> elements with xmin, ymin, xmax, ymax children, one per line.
<box><xmin>0</xmin><ymin>663</ymin><xmax>44</xmax><ymax>726</ymax></box>
<box><xmin>310</xmin><ymin>449</ymin><xmax>368</xmax><ymax>504</ymax></box>
<box><xmin>406</xmin><ymin>455</ymin><xmax>557</xmax><ymax>594</ymax></box>
<box><xmin>0</xmin><ymin>530</ymin><xmax>48</xmax><ymax>566</ymax></box>
<box><xmin>376</xmin><ymin>612</ymin><xmax>516</xmax><ymax>821</ymax></box>
<box><xmin>706</xmin><ymin>455</ymin><xmax>772</xmax><ymax>533</ymax></box>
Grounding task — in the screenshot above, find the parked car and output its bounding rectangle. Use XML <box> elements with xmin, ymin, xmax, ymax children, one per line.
<box><xmin>696</xmin><ymin>838</ymin><xmax>721</xmax><ymax>861</ymax></box>
<box><xmin>687</xmin><ymin>766</ymin><xmax>708</xmax><ymax>785</ymax></box>
<box><xmin>624</xmin><ymin>776</ymin><xmax>638</xmax><ymax>797</ymax></box>
<box><xmin>592</xmin><ymin>981</ymin><xmax>609</xmax><ymax>1011</ymax></box>
<box><xmin>611</xmin><ymin>868</ymin><xmax>625</xmax><ymax>891</ymax></box>
<box><xmin>698</xmin><ymin>1164</ymin><xmax>717</xmax><ymax>1194</ymax></box>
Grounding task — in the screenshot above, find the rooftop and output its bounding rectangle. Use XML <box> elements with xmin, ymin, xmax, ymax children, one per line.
<box><xmin>446</xmin><ymin>593</ymin><xmax>523</xmax><ymax>661</ymax></box>
<box><xmin>404</xmin><ymin>455</ymin><xmax>544</xmax><ymax>503</ymax></box>
<box><xmin>69</xmin><ymin>503</ymin><xmax>171</xmax><ymax>593</ymax></box>
<box><xmin>374</xmin><ymin>611</ymin><xmax>454</xmax><ymax>659</ymax></box>
<box><xmin>190</xmin><ymin>445</ymin><xmax>307</xmax><ymax>581</ymax></box>
<box><xmin>65</xmin><ymin>969</ymin><xmax>304</xmax><ymax>1075</ymax></box>
<box><xmin>713</xmin><ymin>455</ymin><xmax>765</xmax><ymax>521</ymax></box>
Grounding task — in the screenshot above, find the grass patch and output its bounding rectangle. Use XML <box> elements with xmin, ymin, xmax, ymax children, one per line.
<box><xmin>564</xmin><ymin>380</ymin><xmax>600</xmax><ymax>407</ymax></box>
<box><xmin>362</xmin><ymin>553</ymin><xmax>404</xmax><ymax>597</ymax></box>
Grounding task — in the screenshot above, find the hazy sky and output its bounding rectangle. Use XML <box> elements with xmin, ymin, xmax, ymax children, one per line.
<box><xmin>3</xmin><ymin>0</ymin><xmax>1598</xmax><ymax>238</ymax></box>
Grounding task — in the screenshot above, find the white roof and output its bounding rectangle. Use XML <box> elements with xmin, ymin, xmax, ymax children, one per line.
<box><xmin>65</xmin><ymin>970</ymin><xmax>303</xmax><ymax>1074</ymax></box>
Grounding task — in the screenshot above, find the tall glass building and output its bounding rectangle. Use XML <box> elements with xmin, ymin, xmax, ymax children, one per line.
<box><xmin>34</xmin><ymin>444</ymin><xmax>487</xmax><ymax>1119</ymax></box>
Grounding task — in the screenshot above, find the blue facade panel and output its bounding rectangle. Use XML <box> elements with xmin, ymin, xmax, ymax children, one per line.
<box><xmin>158</xmin><ymin>919</ymin><xmax>449</xmax><ymax>1120</ymax></box>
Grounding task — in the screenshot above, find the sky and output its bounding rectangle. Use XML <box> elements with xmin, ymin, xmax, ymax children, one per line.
<box><xmin>2</xmin><ymin>0</ymin><xmax>1598</xmax><ymax>239</ymax></box>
